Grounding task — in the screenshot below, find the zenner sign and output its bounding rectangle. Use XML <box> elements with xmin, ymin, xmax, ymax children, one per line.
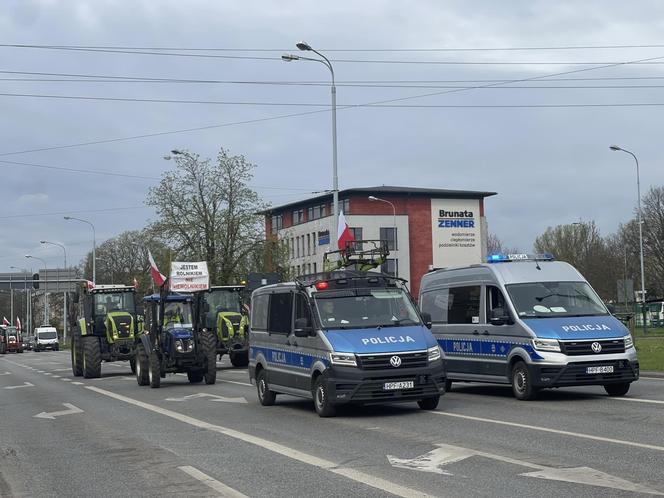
<box><xmin>430</xmin><ymin>198</ymin><xmax>484</xmax><ymax>268</ymax></box>
<box><xmin>170</xmin><ymin>261</ymin><xmax>210</xmax><ymax>291</ymax></box>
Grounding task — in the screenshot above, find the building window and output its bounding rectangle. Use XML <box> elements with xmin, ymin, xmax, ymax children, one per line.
<box><xmin>312</xmin><ymin>232</ymin><xmax>317</xmax><ymax>254</ymax></box>
<box><xmin>270</xmin><ymin>214</ymin><xmax>283</xmax><ymax>234</ymax></box>
<box><xmin>313</xmin><ymin>262</ymin><xmax>317</xmax><ymax>274</ymax></box>
<box><xmin>381</xmin><ymin>258</ymin><xmax>398</xmax><ymax>277</ymax></box>
<box><xmin>292</xmin><ymin>209</ymin><xmax>304</xmax><ymax>225</ymax></box>
<box><xmin>380</xmin><ymin>227</ymin><xmax>398</xmax><ymax>251</ymax></box>
<box><xmin>349</xmin><ymin>227</ymin><xmax>363</xmax><ymax>250</ymax></box>
<box><xmin>289</xmin><ymin>238</ymin><xmax>294</xmax><ymax>259</ymax></box>
<box><xmin>307</xmin><ymin>204</ymin><xmax>327</xmax><ymax>220</ymax></box>
<box><xmin>307</xmin><ymin>234</ymin><xmax>311</xmax><ymax>256</ymax></box>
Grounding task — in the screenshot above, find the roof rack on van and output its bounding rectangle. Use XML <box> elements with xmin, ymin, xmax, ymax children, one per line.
<box><xmin>295</xmin><ymin>270</ymin><xmax>404</xmax><ymax>291</ymax></box>
<box><xmin>323</xmin><ymin>239</ymin><xmax>389</xmax><ymax>272</ymax></box>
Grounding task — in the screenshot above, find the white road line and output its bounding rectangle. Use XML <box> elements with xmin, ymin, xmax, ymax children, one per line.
<box><xmin>52</xmin><ymin>375</ymin><xmax>61</xmax><ymax>378</ymax></box>
<box><xmin>216</xmin><ymin>379</ymin><xmax>252</xmax><ymax>387</ymax></box>
<box><xmin>178</xmin><ymin>466</ymin><xmax>248</xmax><ymax>497</ymax></box>
<box><xmin>613</xmin><ymin>397</ymin><xmax>664</xmax><ymax>405</ymax></box>
<box><xmin>430</xmin><ymin>411</ymin><xmax>664</xmax><ymax>452</ymax></box>
<box><xmin>51</xmin><ymin>368</ymin><xmax>72</xmax><ymax>372</ymax></box>
<box><xmin>61</xmin><ymin>378</ymin><xmax>72</xmax><ymax>382</ymax></box>
<box><xmin>4</xmin><ymin>382</ymin><xmax>34</xmax><ymax>390</ymax></box>
<box><xmin>43</xmin><ymin>373</ymin><xmax>53</xmax><ymax>376</ymax></box>
<box><xmin>86</xmin><ymin>385</ymin><xmax>432</xmax><ymax>498</ymax></box>
<box><xmin>71</xmin><ymin>382</ymin><xmax>84</xmax><ymax>385</ymax></box>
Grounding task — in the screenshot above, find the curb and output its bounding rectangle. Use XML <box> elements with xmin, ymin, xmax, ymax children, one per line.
<box><xmin>641</xmin><ymin>371</ymin><xmax>664</xmax><ymax>379</ymax></box>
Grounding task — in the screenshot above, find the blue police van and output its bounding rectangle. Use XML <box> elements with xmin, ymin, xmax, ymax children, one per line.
<box><xmin>248</xmin><ymin>244</ymin><xmax>446</xmax><ymax>417</ymax></box>
<box><xmin>419</xmin><ymin>254</ymin><xmax>639</xmax><ymax>400</ymax></box>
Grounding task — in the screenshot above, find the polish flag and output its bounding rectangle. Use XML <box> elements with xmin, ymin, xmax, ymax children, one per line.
<box><xmin>148</xmin><ymin>250</ymin><xmax>166</xmax><ymax>287</ymax></box>
<box><xmin>2</xmin><ymin>317</ymin><xmax>9</xmax><ymax>327</ymax></box>
<box><xmin>15</xmin><ymin>316</ymin><xmax>21</xmax><ymax>331</ymax></box>
<box><xmin>85</xmin><ymin>280</ymin><xmax>95</xmax><ymax>290</ymax></box>
<box><xmin>337</xmin><ymin>211</ymin><xmax>354</xmax><ymax>250</ymax></box>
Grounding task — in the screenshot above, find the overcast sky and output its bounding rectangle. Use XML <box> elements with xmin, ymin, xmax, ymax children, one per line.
<box><xmin>2</xmin><ymin>0</ymin><xmax>664</xmax><ymax>271</ymax></box>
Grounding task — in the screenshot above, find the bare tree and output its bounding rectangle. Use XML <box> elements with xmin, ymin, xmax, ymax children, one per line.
<box><xmin>486</xmin><ymin>233</ymin><xmax>520</xmax><ymax>255</ymax></box>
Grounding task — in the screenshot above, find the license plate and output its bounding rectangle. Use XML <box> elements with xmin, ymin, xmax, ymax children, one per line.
<box><xmin>586</xmin><ymin>366</ymin><xmax>614</xmax><ymax>374</ymax></box>
<box><xmin>383</xmin><ymin>381</ymin><xmax>414</xmax><ymax>390</ymax></box>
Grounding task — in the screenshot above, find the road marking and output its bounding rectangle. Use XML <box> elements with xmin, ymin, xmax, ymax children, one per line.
<box><xmin>71</xmin><ymin>382</ymin><xmax>84</xmax><ymax>385</ymax></box>
<box><xmin>388</xmin><ymin>444</ymin><xmax>663</xmax><ymax>495</ymax></box>
<box><xmin>36</xmin><ymin>371</ymin><xmax>45</xmax><ymax>373</ymax></box>
<box><xmin>4</xmin><ymin>382</ymin><xmax>34</xmax><ymax>390</ymax></box>
<box><xmin>61</xmin><ymin>378</ymin><xmax>71</xmax><ymax>382</ymax></box>
<box><xmin>0</xmin><ymin>372</ymin><xmax>11</xmax><ymax>376</ymax></box>
<box><xmin>178</xmin><ymin>466</ymin><xmax>248</xmax><ymax>497</ymax></box>
<box><xmin>165</xmin><ymin>393</ymin><xmax>247</xmax><ymax>404</ymax></box>
<box><xmin>430</xmin><ymin>411</ymin><xmax>664</xmax><ymax>452</ymax></box>
<box><xmin>216</xmin><ymin>379</ymin><xmax>252</xmax><ymax>387</ymax></box>
<box><xmin>640</xmin><ymin>376</ymin><xmax>664</xmax><ymax>381</ymax></box>
<box><xmin>88</xmin><ymin>376</ymin><xmax>134</xmax><ymax>381</ymax></box>
<box><xmin>51</xmin><ymin>368</ymin><xmax>72</xmax><ymax>372</ymax></box>
<box><xmin>34</xmin><ymin>403</ymin><xmax>84</xmax><ymax>420</ymax></box>
<box><xmin>86</xmin><ymin>385</ymin><xmax>432</xmax><ymax>498</ymax></box>
<box><xmin>613</xmin><ymin>397</ymin><xmax>664</xmax><ymax>405</ymax></box>
<box><xmin>43</xmin><ymin>373</ymin><xmax>53</xmax><ymax>376</ymax></box>
<box><xmin>52</xmin><ymin>375</ymin><xmax>61</xmax><ymax>378</ymax></box>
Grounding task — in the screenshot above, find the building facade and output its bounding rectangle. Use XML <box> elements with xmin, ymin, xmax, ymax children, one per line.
<box><xmin>263</xmin><ymin>186</ymin><xmax>496</xmax><ymax>297</ymax></box>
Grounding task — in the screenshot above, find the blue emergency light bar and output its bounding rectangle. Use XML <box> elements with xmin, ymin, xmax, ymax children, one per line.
<box><xmin>487</xmin><ymin>253</ymin><xmax>554</xmax><ymax>263</ymax></box>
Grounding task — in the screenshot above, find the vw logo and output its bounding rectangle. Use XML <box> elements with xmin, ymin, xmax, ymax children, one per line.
<box><xmin>591</xmin><ymin>342</ymin><xmax>602</xmax><ymax>353</ymax></box>
<box><xmin>389</xmin><ymin>355</ymin><xmax>402</xmax><ymax>368</ymax></box>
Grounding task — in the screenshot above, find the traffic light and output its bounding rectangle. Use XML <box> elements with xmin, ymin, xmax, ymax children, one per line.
<box><xmin>33</xmin><ymin>273</ymin><xmax>39</xmax><ymax>290</ymax></box>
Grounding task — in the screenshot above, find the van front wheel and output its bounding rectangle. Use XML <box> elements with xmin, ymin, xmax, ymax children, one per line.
<box><xmin>313</xmin><ymin>376</ymin><xmax>336</xmax><ymax>417</ymax></box>
<box><xmin>511</xmin><ymin>361</ymin><xmax>538</xmax><ymax>400</ymax></box>
<box><xmin>417</xmin><ymin>396</ymin><xmax>440</xmax><ymax>410</ymax></box>
<box><xmin>604</xmin><ymin>383</ymin><xmax>630</xmax><ymax>396</ymax></box>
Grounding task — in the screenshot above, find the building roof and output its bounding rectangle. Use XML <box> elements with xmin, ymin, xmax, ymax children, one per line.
<box><xmin>260</xmin><ymin>185</ymin><xmax>497</xmax><ymax>215</ymax></box>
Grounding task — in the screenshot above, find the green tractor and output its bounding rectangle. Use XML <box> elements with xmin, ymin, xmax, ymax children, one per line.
<box><xmin>196</xmin><ymin>286</ymin><xmax>249</xmax><ymax>367</ymax></box>
<box><xmin>70</xmin><ymin>283</ymin><xmax>139</xmax><ymax>378</ymax></box>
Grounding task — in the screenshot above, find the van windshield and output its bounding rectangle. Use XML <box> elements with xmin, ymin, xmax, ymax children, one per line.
<box><xmin>314</xmin><ymin>288</ymin><xmax>421</xmax><ymax>329</ymax></box>
<box><xmin>38</xmin><ymin>331</ymin><xmax>57</xmax><ymax>339</ymax></box>
<box><xmin>506</xmin><ymin>281</ymin><xmax>608</xmax><ymax>318</ymax></box>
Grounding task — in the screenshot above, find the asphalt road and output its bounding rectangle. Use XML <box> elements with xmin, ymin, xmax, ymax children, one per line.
<box><xmin>1</xmin><ymin>351</ymin><xmax>663</xmax><ymax>497</ymax></box>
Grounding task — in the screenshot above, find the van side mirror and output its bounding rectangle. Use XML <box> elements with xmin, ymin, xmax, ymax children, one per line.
<box><xmin>420</xmin><ymin>312</ymin><xmax>433</xmax><ymax>329</ymax></box>
<box><xmin>293</xmin><ymin>317</ymin><xmax>313</xmax><ymax>337</ymax></box>
<box><xmin>489</xmin><ymin>307</ymin><xmax>511</xmax><ymax>326</ymax></box>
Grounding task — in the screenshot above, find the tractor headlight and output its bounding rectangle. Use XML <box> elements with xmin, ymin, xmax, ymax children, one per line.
<box><xmin>427</xmin><ymin>345</ymin><xmax>442</xmax><ymax>362</ymax></box>
<box><xmin>531</xmin><ymin>338</ymin><xmax>561</xmax><ymax>352</ymax></box>
<box><xmin>329</xmin><ymin>352</ymin><xmax>357</xmax><ymax>367</ymax></box>
<box><xmin>624</xmin><ymin>334</ymin><xmax>634</xmax><ymax>349</ymax></box>
<box><xmin>175</xmin><ymin>339</ymin><xmax>194</xmax><ymax>353</ymax></box>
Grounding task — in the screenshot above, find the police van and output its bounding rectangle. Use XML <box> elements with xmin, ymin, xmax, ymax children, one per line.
<box><xmin>249</xmin><ymin>243</ymin><xmax>445</xmax><ymax>417</ymax></box>
<box><xmin>419</xmin><ymin>254</ymin><xmax>639</xmax><ymax>400</ymax></box>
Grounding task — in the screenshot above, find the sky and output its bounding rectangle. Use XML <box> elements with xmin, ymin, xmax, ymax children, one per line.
<box><xmin>2</xmin><ymin>0</ymin><xmax>664</xmax><ymax>271</ymax></box>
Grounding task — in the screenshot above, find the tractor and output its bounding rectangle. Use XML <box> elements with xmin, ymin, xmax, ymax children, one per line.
<box><xmin>195</xmin><ymin>285</ymin><xmax>249</xmax><ymax>367</ymax></box>
<box><xmin>135</xmin><ymin>292</ymin><xmax>217</xmax><ymax>388</ymax></box>
<box><xmin>70</xmin><ymin>283</ymin><xmax>139</xmax><ymax>378</ymax></box>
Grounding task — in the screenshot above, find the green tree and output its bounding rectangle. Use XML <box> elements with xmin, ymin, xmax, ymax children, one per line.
<box><xmin>146</xmin><ymin>147</ymin><xmax>268</xmax><ymax>284</ymax></box>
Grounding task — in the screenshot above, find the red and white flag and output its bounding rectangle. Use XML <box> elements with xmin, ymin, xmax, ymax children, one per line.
<box><xmin>337</xmin><ymin>210</ymin><xmax>355</xmax><ymax>250</ymax></box>
<box><xmin>15</xmin><ymin>316</ymin><xmax>21</xmax><ymax>331</ymax></box>
<box><xmin>85</xmin><ymin>280</ymin><xmax>95</xmax><ymax>290</ymax></box>
<box><xmin>2</xmin><ymin>317</ymin><xmax>9</xmax><ymax>327</ymax></box>
<box><xmin>148</xmin><ymin>250</ymin><xmax>166</xmax><ymax>287</ymax></box>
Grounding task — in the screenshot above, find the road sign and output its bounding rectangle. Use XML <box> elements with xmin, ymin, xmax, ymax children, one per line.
<box><xmin>0</xmin><ymin>270</ymin><xmax>79</xmax><ymax>291</ymax></box>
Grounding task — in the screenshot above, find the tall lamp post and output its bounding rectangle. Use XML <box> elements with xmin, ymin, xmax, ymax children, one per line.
<box><xmin>610</xmin><ymin>145</ymin><xmax>647</xmax><ymax>334</ymax></box>
<box><xmin>26</xmin><ymin>255</ymin><xmax>48</xmax><ymax>325</ymax></box>
<box><xmin>64</xmin><ymin>216</ymin><xmax>96</xmax><ymax>284</ymax></box>
<box><xmin>41</xmin><ymin>240</ymin><xmax>68</xmax><ymax>343</ymax></box>
<box><xmin>283</xmin><ymin>41</ymin><xmax>340</xmax><ymax>246</ymax></box>
<box><xmin>368</xmin><ymin>195</ymin><xmax>398</xmax><ymax>276</ymax></box>
<box><xmin>9</xmin><ymin>266</ymin><xmax>30</xmax><ymax>335</ymax></box>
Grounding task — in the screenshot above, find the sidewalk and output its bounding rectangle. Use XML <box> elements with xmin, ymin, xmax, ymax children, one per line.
<box><xmin>641</xmin><ymin>370</ymin><xmax>664</xmax><ymax>379</ymax></box>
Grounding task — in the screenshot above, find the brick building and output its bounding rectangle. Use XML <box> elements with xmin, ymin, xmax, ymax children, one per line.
<box><xmin>263</xmin><ymin>186</ymin><xmax>496</xmax><ymax>296</ymax></box>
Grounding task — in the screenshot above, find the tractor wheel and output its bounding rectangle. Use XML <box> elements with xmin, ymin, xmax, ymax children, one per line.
<box><xmin>135</xmin><ymin>345</ymin><xmax>149</xmax><ymax>386</ymax></box>
<box><xmin>230</xmin><ymin>350</ymin><xmax>249</xmax><ymax>368</ymax></box>
<box><xmin>187</xmin><ymin>370</ymin><xmax>204</xmax><ymax>383</ymax></box>
<box><xmin>82</xmin><ymin>336</ymin><xmax>102</xmax><ymax>379</ymax></box>
<box><xmin>71</xmin><ymin>335</ymin><xmax>83</xmax><ymax>377</ymax></box>
<box><xmin>201</xmin><ymin>331</ymin><xmax>217</xmax><ymax>385</ymax></box>
<box><xmin>148</xmin><ymin>351</ymin><xmax>161</xmax><ymax>388</ymax></box>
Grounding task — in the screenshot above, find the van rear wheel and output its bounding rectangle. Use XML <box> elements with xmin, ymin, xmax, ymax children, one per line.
<box><xmin>604</xmin><ymin>382</ymin><xmax>630</xmax><ymax>396</ymax></box>
<box><xmin>511</xmin><ymin>361</ymin><xmax>538</xmax><ymax>400</ymax></box>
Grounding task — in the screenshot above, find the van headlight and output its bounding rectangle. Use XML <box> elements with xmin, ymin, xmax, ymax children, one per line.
<box><xmin>531</xmin><ymin>338</ymin><xmax>561</xmax><ymax>352</ymax></box>
<box><xmin>427</xmin><ymin>345</ymin><xmax>441</xmax><ymax>362</ymax></box>
<box><xmin>624</xmin><ymin>335</ymin><xmax>634</xmax><ymax>349</ymax></box>
<box><xmin>329</xmin><ymin>352</ymin><xmax>357</xmax><ymax>367</ymax></box>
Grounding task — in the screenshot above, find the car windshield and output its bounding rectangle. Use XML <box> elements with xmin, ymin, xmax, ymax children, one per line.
<box><xmin>163</xmin><ymin>302</ymin><xmax>194</xmax><ymax>328</ymax></box>
<box><xmin>314</xmin><ymin>288</ymin><xmax>421</xmax><ymax>330</ymax></box>
<box><xmin>506</xmin><ymin>281</ymin><xmax>608</xmax><ymax>318</ymax></box>
<box><xmin>38</xmin><ymin>331</ymin><xmax>57</xmax><ymax>339</ymax></box>
<box><xmin>94</xmin><ymin>292</ymin><xmax>136</xmax><ymax>314</ymax></box>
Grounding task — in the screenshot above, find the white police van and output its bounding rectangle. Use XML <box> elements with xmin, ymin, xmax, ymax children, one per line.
<box><xmin>419</xmin><ymin>254</ymin><xmax>639</xmax><ymax>400</ymax></box>
<box><xmin>249</xmin><ymin>269</ymin><xmax>446</xmax><ymax>417</ymax></box>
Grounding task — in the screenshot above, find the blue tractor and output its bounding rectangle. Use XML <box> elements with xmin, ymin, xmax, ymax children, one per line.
<box><xmin>135</xmin><ymin>292</ymin><xmax>217</xmax><ymax>388</ymax></box>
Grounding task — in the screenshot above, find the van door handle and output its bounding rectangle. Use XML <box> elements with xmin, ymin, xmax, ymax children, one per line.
<box><xmin>472</xmin><ymin>330</ymin><xmax>479</xmax><ymax>335</ymax></box>
<box><xmin>482</xmin><ymin>331</ymin><xmax>490</xmax><ymax>336</ymax></box>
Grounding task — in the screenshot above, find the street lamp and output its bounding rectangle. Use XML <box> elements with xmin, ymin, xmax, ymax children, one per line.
<box><xmin>368</xmin><ymin>196</ymin><xmax>398</xmax><ymax>276</ymax></box>
<box><xmin>610</xmin><ymin>144</ymin><xmax>647</xmax><ymax>334</ymax></box>
<box><xmin>64</xmin><ymin>216</ymin><xmax>96</xmax><ymax>283</ymax></box>
<box><xmin>283</xmin><ymin>41</ymin><xmax>340</xmax><ymax>247</ymax></box>
<box><xmin>41</xmin><ymin>240</ymin><xmax>68</xmax><ymax>342</ymax></box>
<box><xmin>26</xmin><ymin>255</ymin><xmax>48</xmax><ymax>325</ymax></box>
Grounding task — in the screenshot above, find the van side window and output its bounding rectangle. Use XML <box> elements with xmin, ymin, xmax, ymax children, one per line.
<box><xmin>251</xmin><ymin>294</ymin><xmax>269</xmax><ymax>330</ymax></box>
<box><xmin>486</xmin><ymin>286</ymin><xmax>508</xmax><ymax>321</ymax></box>
<box><xmin>294</xmin><ymin>294</ymin><xmax>312</xmax><ymax>328</ymax></box>
<box><xmin>448</xmin><ymin>286</ymin><xmax>481</xmax><ymax>324</ymax></box>
<box><xmin>420</xmin><ymin>289</ymin><xmax>449</xmax><ymax>323</ymax></box>
<box><xmin>268</xmin><ymin>293</ymin><xmax>293</xmax><ymax>334</ymax></box>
